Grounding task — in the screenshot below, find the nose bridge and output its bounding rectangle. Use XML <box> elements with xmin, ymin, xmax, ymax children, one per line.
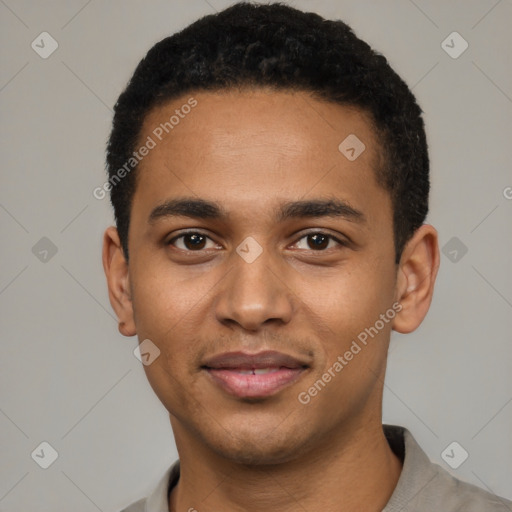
<box><xmin>214</xmin><ymin>240</ymin><xmax>293</xmax><ymax>330</ymax></box>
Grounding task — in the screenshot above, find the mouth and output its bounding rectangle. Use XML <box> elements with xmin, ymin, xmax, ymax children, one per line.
<box><xmin>201</xmin><ymin>350</ymin><xmax>310</xmax><ymax>399</ymax></box>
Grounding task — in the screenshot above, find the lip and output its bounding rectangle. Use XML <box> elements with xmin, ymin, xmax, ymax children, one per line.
<box><xmin>202</xmin><ymin>350</ymin><xmax>309</xmax><ymax>399</ymax></box>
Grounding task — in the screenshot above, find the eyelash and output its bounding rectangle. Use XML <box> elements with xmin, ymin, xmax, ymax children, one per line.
<box><xmin>166</xmin><ymin>230</ymin><xmax>348</xmax><ymax>252</ymax></box>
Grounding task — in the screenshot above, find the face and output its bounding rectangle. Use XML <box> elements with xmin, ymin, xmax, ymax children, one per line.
<box><xmin>107</xmin><ymin>88</ymin><xmax>419</xmax><ymax>464</ymax></box>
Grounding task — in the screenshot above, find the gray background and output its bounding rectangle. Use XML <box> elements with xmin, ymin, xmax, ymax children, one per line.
<box><xmin>1</xmin><ymin>0</ymin><xmax>511</xmax><ymax>510</ymax></box>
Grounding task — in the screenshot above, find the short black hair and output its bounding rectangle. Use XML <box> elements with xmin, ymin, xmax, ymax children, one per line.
<box><xmin>106</xmin><ymin>1</ymin><xmax>429</xmax><ymax>263</ymax></box>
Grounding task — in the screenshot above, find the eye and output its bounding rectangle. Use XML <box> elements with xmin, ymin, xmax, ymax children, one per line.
<box><xmin>293</xmin><ymin>232</ymin><xmax>346</xmax><ymax>251</ymax></box>
<box><xmin>167</xmin><ymin>231</ymin><xmax>219</xmax><ymax>251</ymax></box>
<box><xmin>166</xmin><ymin>230</ymin><xmax>347</xmax><ymax>253</ymax></box>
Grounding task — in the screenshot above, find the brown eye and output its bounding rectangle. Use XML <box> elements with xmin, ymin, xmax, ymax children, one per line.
<box><xmin>183</xmin><ymin>233</ymin><xmax>206</xmax><ymax>250</ymax></box>
<box><xmin>294</xmin><ymin>232</ymin><xmax>344</xmax><ymax>251</ymax></box>
<box><xmin>307</xmin><ymin>233</ymin><xmax>329</xmax><ymax>250</ymax></box>
<box><xmin>168</xmin><ymin>232</ymin><xmax>217</xmax><ymax>251</ymax></box>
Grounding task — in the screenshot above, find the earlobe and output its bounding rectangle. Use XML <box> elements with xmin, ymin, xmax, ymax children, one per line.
<box><xmin>102</xmin><ymin>226</ymin><xmax>137</xmax><ymax>337</ymax></box>
<box><xmin>392</xmin><ymin>224</ymin><xmax>440</xmax><ymax>334</ymax></box>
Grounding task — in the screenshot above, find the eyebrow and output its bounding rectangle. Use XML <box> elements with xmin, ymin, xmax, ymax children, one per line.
<box><xmin>148</xmin><ymin>197</ymin><xmax>366</xmax><ymax>224</ymax></box>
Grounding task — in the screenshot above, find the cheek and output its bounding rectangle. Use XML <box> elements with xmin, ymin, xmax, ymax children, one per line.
<box><xmin>296</xmin><ymin>258</ymin><xmax>397</xmax><ymax>376</ymax></box>
<box><xmin>303</xmin><ymin>260</ymin><xmax>395</xmax><ymax>330</ymax></box>
<box><xmin>141</xmin><ymin>356</ymin><xmax>199</xmax><ymax>420</ymax></box>
<box><xmin>130</xmin><ymin>258</ymin><xmax>209</xmax><ymax>337</ymax></box>
<box><xmin>132</xmin><ymin>272</ymin><xmax>205</xmax><ymax>406</ymax></box>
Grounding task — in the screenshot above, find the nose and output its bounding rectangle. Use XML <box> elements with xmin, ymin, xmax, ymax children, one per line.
<box><xmin>214</xmin><ymin>247</ymin><xmax>294</xmax><ymax>332</ymax></box>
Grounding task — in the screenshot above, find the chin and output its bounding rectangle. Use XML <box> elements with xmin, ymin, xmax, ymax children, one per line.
<box><xmin>212</xmin><ymin>441</ymin><xmax>303</xmax><ymax>466</ymax></box>
<box><xmin>204</xmin><ymin>422</ymin><xmax>313</xmax><ymax>466</ymax></box>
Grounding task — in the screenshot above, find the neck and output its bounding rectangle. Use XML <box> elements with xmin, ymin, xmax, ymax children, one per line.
<box><xmin>168</xmin><ymin>417</ymin><xmax>402</xmax><ymax>512</ymax></box>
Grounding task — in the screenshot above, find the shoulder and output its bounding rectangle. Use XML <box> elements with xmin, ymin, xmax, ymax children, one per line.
<box><xmin>117</xmin><ymin>461</ymin><xmax>180</xmax><ymax>512</ymax></box>
<box><xmin>424</xmin><ymin>462</ymin><xmax>512</xmax><ymax>511</ymax></box>
<box><xmin>383</xmin><ymin>425</ymin><xmax>512</xmax><ymax>512</ymax></box>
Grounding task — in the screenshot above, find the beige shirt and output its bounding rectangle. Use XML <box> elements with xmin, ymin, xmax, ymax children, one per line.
<box><xmin>120</xmin><ymin>425</ymin><xmax>512</xmax><ymax>512</ymax></box>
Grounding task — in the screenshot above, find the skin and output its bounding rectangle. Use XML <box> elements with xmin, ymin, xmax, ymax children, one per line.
<box><xmin>103</xmin><ymin>88</ymin><xmax>439</xmax><ymax>512</ymax></box>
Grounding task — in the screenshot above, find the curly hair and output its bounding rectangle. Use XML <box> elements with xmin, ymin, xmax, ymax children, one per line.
<box><xmin>106</xmin><ymin>1</ymin><xmax>429</xmax><ymax>263</ymax></box>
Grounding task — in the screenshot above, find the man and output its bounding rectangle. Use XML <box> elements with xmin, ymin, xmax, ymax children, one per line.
<box><xmin>102</xmin><ymin>2</ymin><xmax>511</xmax><ymax>511</ymax></box>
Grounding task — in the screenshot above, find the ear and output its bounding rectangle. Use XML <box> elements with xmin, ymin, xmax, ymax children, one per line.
<box><xmin>102</xmin><ymin>226</ymin><xmax>137</xmax><ymax>337</ymax></box>
<box><xmin>392</xmin><ymin>224</ymin><xmax>440</xmax><ymax>334</ymax></box>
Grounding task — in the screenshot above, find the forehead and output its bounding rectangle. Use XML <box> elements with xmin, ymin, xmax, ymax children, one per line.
<box><xmin>131</xmin><ymin>88</ymin><xmax>390</xmax><ymax>227</ymax></box>
<box><xmin>140</xmin><ymin>87</ymin><xmax>379</xmax><ymax>161</ymax></box>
